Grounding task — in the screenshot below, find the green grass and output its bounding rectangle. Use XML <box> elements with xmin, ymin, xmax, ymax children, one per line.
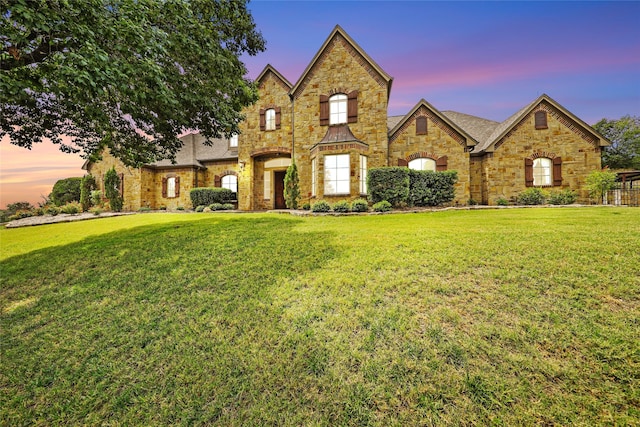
<box><xmin>1</xmin><ymin>208</ymin><xmax>639</xmax><ymax>425</ymax></box>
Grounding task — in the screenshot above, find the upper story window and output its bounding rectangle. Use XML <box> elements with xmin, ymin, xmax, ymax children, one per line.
<box><xmin>330</xmin><ymin>94</ymin><xmax>348</xmax><ymax>125</ymax></box>
<box><xmin>229</xmin><ymin>134</ymin><xmax>238</xmax><ymax>148</ymax></box>
<box><xmin>533</xmin><ymin>157</ymin><xmax>552</xmax><ymax>186</ymax></box>
<box><xmin>535</xmin><ymin>111</ymin><xmax>548</xmax><ymax>129</ymax></box>
<box><xmin>221</xmin><ymin>175</ymin><xmax>238</xmax><ymax>193</ymax></box>
<box><xmin>320</xmin><ymin>91</ymin><xmax>358</xmax><ymax>125</ymax></box>
<box><xmin>260</xmin><ymin>107</ymin><xmax>281</xmax><ymax>131</ymax></box>
<box><xmin>408</xmin><ymin>157</ymin><xmax>436</xmax><ymax>171</ymax></box>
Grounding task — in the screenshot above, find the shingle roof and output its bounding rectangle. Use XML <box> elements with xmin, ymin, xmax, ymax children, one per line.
<box><xmin>440</xmin><ymin>111</ymin><xmax>499</xmax><ymax>147</ymax></box>
<box><xmin>150</xmin><ymin>133</ymin><xmax>237</xmax><ymax>168</ymax></box>
<box><xmin>387</xmin><ymin>115</ymin><xmax>404</xmax><ymax>132</ymax></box>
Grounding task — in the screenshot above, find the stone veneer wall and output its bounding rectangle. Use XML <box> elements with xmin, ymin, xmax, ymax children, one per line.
<box><xmin>86</xmin><ymin>149</ymin><xmax>142</xmax><ymax>211</ymax></box>
<box><xmin>292</xmin><ymin>33</ymin><xmax>389</xmax><ymax>204</ymax></box>
<box><xmin>482</xmin><ymin>104</ymin><xmax>602</xmax><ymax>204</ymax></box>
<box><xmin>238</xmin><ymin>71</ymin><xmax>293</xmax><ymax>210</ymax></box>
<box><xmin>389</xmin><ymin>109</ymin><xmax>471</xmax><ymax>206</ymax></box>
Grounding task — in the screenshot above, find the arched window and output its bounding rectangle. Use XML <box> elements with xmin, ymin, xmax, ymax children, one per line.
<box><xmin>329</xmin><ymin>94</ymin><xmax>347</xmax><ymax>125</ymax></box>
<box><xmin>221</xmin><ymin>175</ymin><xmax>237</xmax><ymax>193</ymax></box>
<box><xmin>533</xmin><ymin>158</ymin><xmax>552</xmax><ymax>186</ymax></box>
<box><xmin>265</xmin><ymin>108</ymin><xmax>276</xmax><ymax>130</ymax></box>
<box><xmin>408</xmin><ymin>158</ymin><xmax>436</xmax><ymax>171</ymax></box>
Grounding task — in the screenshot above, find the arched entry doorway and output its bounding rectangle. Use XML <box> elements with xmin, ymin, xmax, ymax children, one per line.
<box><xmin>264</xmin><ymin>157</ymin><xmax>291</xmax><ymax>209</ymax></box>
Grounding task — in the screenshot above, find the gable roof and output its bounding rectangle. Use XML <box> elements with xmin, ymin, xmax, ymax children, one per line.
<box><xmin>477</xmin><ymin>94</ymin><xmax>611</xmax><ymax>153</ymax></box>
<box><xmin>440</xmin><ymin>111</ymin><xmax>499</xmax><ymax>145</ymax></box>
<box><xmin>290</xmin><ymin>25</ymin><xmax>393</xmax><ymax>99</ymax></box>
<box><xmin>256</xmin><ymin>64</ymin><xmax>293</xmax><ymax>90</ymax></box>
<box><xmin>388</xmin><ymin>99</ymin><xmax>477</xmax><ymax>148</ymax></box>
<box><xmin>149</xmin><ymin>133</ymin><xmax>237</xmax><ymax>169</ymax></box>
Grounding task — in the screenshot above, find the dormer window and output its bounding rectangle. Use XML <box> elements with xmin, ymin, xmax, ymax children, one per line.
<box><xmin>229</xmin><ymin>134</ymin><xmax>238</xmax><ymax>148</ymax></box>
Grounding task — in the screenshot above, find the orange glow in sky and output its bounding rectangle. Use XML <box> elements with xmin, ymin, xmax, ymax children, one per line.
<box><xmin>1</xmin><ymin>134</ymin><xmax>85</xmax><ymax>209</ymax></box>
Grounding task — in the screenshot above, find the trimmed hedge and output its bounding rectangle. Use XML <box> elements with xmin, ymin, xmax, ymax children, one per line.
<box><xmin>367</xmin><ymin>167</ymin><xmax>410</xmax><ymax>207</ymax></box>
<box><xmin>190</xmin><ymin>187</ymin><xmax>235</xmax><ymax>207</ymax></box>
<box><xmin>368</xmin><ymin>167</ymin><xmax>458</xmax><ymax>207</ymax></box>
<box><xmin>409</xmin><ymin>170</ymin><xmax>458</xmax><ymax>207</ymax></box>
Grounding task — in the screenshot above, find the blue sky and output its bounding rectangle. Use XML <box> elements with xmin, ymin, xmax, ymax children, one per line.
<box><xmin>2</xmin><ymin>0</ymin><xmax>639</xmax><ymax>208</ymax></box>
<box><xmin>242</xmin><ymin>0</ymin><xmax>640</xmax><ymax>123</ymax></box>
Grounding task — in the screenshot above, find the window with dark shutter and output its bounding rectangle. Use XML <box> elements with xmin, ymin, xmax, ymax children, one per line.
<box><xmin>416</xmin><ymin>117</ymin><xmax>427</xmax><ymax>135</ymax></box>
<box><xmin>259</xmin><ymin>109</ymin><xmax>266</xmax><ymax>131</ymax></box>
<box><xmin>535</xmin><ymin>111</ymin><xmax>548</xmax><ymax>129</ymax></box>
<box><xmin>319</xmin><ymin>95</ymin><xmax>329</xmax><ymax>125</ymax></box>
<box><xmin>436</xmin><ymin>156</ymin><xmax>448</xmax><ymax>171</ymax></box>
<box><xmin>275</xmin><ymin>106</ymin><xmax>281</xmax><ymax>130</ymax></box>
<box><xmin>525</xmin><ymin>158</ymin><xmax>534</xmax><ymax>187</ymax></box>
<box><xmin>553</xmin><ymin>157</ymin><xmax>562</xmax><ymax>186</ymax></box>
<box><xmin>347</xmin><ymin>90</ymin><xmax>358</xmax><ymax>123</ymax></box>
<box><xmin>175</xmin><ymin>176</ymin><xmax>180</xmax><ymax>197</ymax></box>
<box><xmin>162</xmin><ymin>177</ymin><xmax>168</xmax><ymax>197</ymax></box>
<box><xmin>397</xmin><ymin>158</ymin><xmax>408</xmax><ymax>167</ymax></box>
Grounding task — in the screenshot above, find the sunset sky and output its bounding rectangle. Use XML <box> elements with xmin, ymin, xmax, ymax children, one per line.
<box><xmin>2</xmin><ymin>0</ymin><xmax>639</xmax><ymax>209</ymax></box>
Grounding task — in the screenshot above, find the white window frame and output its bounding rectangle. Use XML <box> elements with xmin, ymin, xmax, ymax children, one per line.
<box><xmin>312</xmin><ymin>157</ymin><xmax>317</xmax><ymax>197</ymax></box>
<box><xmin>167</xmin><ymin>177</ymin><xmax>176</xmax><ymax>198</ymax></box>
<box><xmin>359</xmin><ymin>155</ymin><xmax>367</xmax><ymax>195</ymax></box>
<box><xmin>533</xmin><ymin>157</ymin><xmax>552</xmax><ymax>186</ymax></box>
<box><xmin>324</xmin><ymin>154</ymin><xmax>350</xmax><ymax>195</ymax></box>
<box><xmin>408</xmin><ymin>158</ymin><xmax>436</xmax><ymax>171</ymax></box>
<box><xmin>264</xmin><ymin>170</ymin><xmax>271</xmax><ymax>200</ymax></box>
<box><xmin>229</xmin><ymin>134</ymin><xmax>238</xmax><ymax>148</ymax></box>
<box><xmin>265</xmin><ymin>108</ymin><xmax>276</xmax><ymax>131</ymax></box>
<box><xmin>329</xmin><ymin>94</ymin><xmax>347</xmax><ymax>125</ymax></box>
<box><xmin>221</xmin><ymin>175</ymin><xmax>237</xmax><ymax>193</ymax></box>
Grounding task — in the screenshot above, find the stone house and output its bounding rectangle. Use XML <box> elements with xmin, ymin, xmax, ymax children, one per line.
<box><xmin>84</xmin><ymin>25</ymin><xmax>610</xmax><ymax>210</ymax></box>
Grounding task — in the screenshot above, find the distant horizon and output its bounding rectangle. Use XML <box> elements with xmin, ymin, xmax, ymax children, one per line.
<box><xmin>2</xmin><ymin>1</ymin><xmax>639</xmax><ymax>209</ymax></box>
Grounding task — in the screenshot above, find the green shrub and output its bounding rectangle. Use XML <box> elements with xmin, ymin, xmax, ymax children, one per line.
<box><xmin>368</xmin><ymin>167</ymin><xmax>410</xmax><ymax>206</ymax></box>
<box><xmin>302</xmin><ymin>202</ymin><xmax>311</xmax><ymax>210</ymax></box>
<box><xmin>89</xmin><ymin>207</ymin><xmax>103</xmax><ymax>216</ymax></box>
<box><xmin>176</xmin><ymin>206</ymin><xmax>185</xmax><ymax>211</ymax></box>
<box><xmin>221</xmin><ymin>203</ymin><xmax>235</xmax><ymax>210</ymax></box>
<box><xmin>373</xmin><ymin>200</ymin><xmax>392</xmax><ymax>212</ymax></box>
<box><xmin>284</xmin><ymin>161</ymin><xmax>300</xmax><ymax>209</ymax></box>
<box><xmin>351</xmin><ymin>198</ymin><xmax>369</xmax><ymax>212</ymax></box>
<box><xmin>90</xmin><ymin>190</ymin><xmax>103</xmax><ymax>207</ymax></box>
<box><xmin>60</xmin><ymin>202</ymin><xmax>82</xmax><ymax>214</ymax></box>
<box><xmin>50</xmin><ymin>177</ymin><xmax>82</xmax><ymax>206</ymax></box>
<box><xmin>190</xmin><ymin>187</ymin><xmax>235</xmax><ymax>207</ymax></box>
<box><xmin>6</xmin><ymin>201</ymin><xmax>33</xmax><ymax>214</ymax></box>
<box><xmin>311</xmin><ymin>200</ymin><xmax>331</xmax><ymax>213</ymax></box>
<box><xmin>104</xmin><ymin>168</ymin><xmax>123</xmax><ymax>212</ymax></box>
<box><xmin>138</xmin><ymin>206</ymin><xmax>152</xmax><ymax>212</ymax></box>
<box><xmin>497</xmin><ymin>197</ymin><xmax>509</xmax><ymax>206</ymax></box>
<box><xmin>208</xmin><ymin>203</ymin><xmax>224</xmax><ymax>211</ymax></box>
<box><xmin>45</xmin><ymin>205</ymin><xmax>60</xmax><ymax>216</ymax></box>
<box><xmin>586</xmin><ymin>169</ymin><xmax>617</xmax><ymax>203</ymax></box>
<box><xmin>548</xmin><ymin>189</ymin><xmax>578</xmax><ymax>205</ymax></box>
<box><xmin>408</xmin><ymin>170</ymin><xmax>458</xmax><ymax>207</ymax></box>
<box><xmin>332</xmin><ymin>200</ymin><xmax>350</xmax><ymax>213</ymax></box>
<box><xmin>8</xmin><ymin>210</ymin><xmax>34</xmax><ymax>221</ymax></box>
<box><xmin>158</xmin><ymin>206</ymin><xmax>167</xmax><ymax>210</ymax></box>
<box><xmin>517</xmin><ymin>188</ymin><xmax>548</xmax><ymax>205</ymax></box>
<box><xmin>468</xmin><ymin>198</ymin><xmax>478</xmax><ymax>206</ymax></box>
<box><xmin>195</xmin><ymin>205</ymin><xmax>205</xmax><ymax>212</ymax></box>
<box><xmin>80</xmin><ymin>174</ymin><xmax>97</xmax><ymax>211</ymax></box>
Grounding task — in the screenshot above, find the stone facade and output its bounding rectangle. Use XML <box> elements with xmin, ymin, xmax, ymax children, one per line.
<box><xmin>84</xmin><ymin>25</ymin><xmax>609</xmax><ymax>210</ymax></box>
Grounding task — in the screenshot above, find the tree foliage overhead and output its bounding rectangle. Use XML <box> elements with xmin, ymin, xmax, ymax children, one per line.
<box><xmin>593</xmin><ymin>115</ymin><xmax>640</xmax><ymax>170</ymax></box>
<box><xmin>1</xmin><ymin>0</ymin><xmax>265</xmax><ymax>166</ymax></box>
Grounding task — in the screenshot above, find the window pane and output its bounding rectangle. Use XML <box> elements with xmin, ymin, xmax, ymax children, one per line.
<box><xmin>408</xmin><ymin>158</ymin><xmax>436</xmax><ymax>171</ymax></box>
<box><xmin>222</xmin><ymin>175</ymin><xmax>237</xmax><ymax>193</ymax></box>
<box><xmin>324</xmin><ymin>154</ymin><xmax>350</xmax><ymax>195</ymax></box>
<box><xmin>230</xmin><ymin>134</ymin><xmax>238</xmax><ymax>147</ymax></box>
<box><xmin>167</xmin><ymin>177</ymin><xmax>176</xmax><ymax>198</ymax></box>
<box><xmin>266</xmin><ymin>109</ymin><xmax>276</xmax><ymax>130</ymax></box>
<box><xmin>533</xmin><ymin>158</ymin><xmax>552</xmax><ymax>186</ymax></box>
<box><xmin>329</xmin><ymin>94</ymin><xmax>347</xmax><ymax>125</ymax></box>
<box><xmin>360</xmin><ymin>155</ymin><xmax>367</xmax><ymax>194</ymax></box>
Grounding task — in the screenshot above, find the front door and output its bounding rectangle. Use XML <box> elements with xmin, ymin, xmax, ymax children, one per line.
<box><xmin>274</xmin><ymin>170</ymin><xmax>287</xmax><ymax>209</ymax></box>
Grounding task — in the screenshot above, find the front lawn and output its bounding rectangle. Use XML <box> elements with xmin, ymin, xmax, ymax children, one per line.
<box><xmin>1</xmin><ymin>208</ymin><xmax>638</xmax><ymax>425</ymax></box>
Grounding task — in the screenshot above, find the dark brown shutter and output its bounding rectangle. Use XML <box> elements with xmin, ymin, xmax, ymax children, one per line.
<box><xmin>118</xmin><ymin>173</ymin><xmax>124</xmax><ymax>196</ymax></box>
<box><xmin>214</xmin><ymin>175</ymin><xmax>221</xmax><ymax>187</ymax></box>
<box><xmin>347</xmin><ymin>90</ymin><xmax>358</xmax><ymax>123</ymax></box>
<box><xmin>525</xmin><ymin>158</ymin><xmax>534</xmax><ymax>187</ymax></box>
<box><xmin>553</xmin><ymin>157</ymin><xmax>562</xmax><ymax>186</ymax></box>
<box><xmin>259</xmin><ymin>109</ymin><xmax>266</xmax><ymax>131</ymax></box>
<box><xmin>416</xmin><ymin>117</ymin><xmax>427</xmax><ymax>135</ymax></box>
<box><xmin>275</xmin><ymin>107</ymin><xmax>281</xmax><ymax>130</ymax></box>
<box><xmin>535</xmin><ymin>111</ymin><xmax>547</xmax><ymax>129</ymax></box>
<box><xmin>397</xmin><ymin>158</ymin><xmax>408</xmax><ymax>167</ymax></box>
<box><xmin>175</xmin><ymin>176</ymin><xmax>180</xmax><ymax>196</ymax></box>
<box><xmin>162</xmin><ymin>177</ymin><xmax>168</xmax><ymax>197</ymax></box>
<box><xmin>436</xmin><ymin>156</ymin><xmax>448</xmax><ymax>171</ymax></box>
<box><xmin>319</xmin><ymin>95</ymin><xmax>329</xmax><ymax>125</ymax></box>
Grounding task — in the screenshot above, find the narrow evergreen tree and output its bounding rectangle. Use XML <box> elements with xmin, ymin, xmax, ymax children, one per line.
<box><xmin>284</xmin><ymin>161</ymin><xmax>300</xmax><ymax>209</ymax></box>
<box><xmin>80</xmin><ymin>174</ymin><xmax>97</xmax><ymax>212</ymax></box>
<box><xmin>104</xmin><ymin>168</ymin><xmax>123</xmax><ymax>212</ymax></box>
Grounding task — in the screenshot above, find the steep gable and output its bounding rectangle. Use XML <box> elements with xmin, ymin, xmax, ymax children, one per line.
<box><xmin>256</xmin><ymin>64</ymin><xmax>293</xmax><ymax>92</ymax></box>
<box><xmin>290</xmin><ymin>25</ymin><xmax>393</xmax><ymax>100</ymax></box>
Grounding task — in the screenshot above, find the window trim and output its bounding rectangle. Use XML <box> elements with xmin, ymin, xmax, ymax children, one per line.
<box><xmin>408</xmin><ymin>157</ymin><xmax>436</xmax><ymax>171</ymax></box>
<box><xmin>324</xmin><ymin>154</ymin><xmax>350</xmax><ymax>195</ymax></box>
<box><xmin>329</xmin><ymin>94</ymin><xmax>348</xmax><ymax>125</ymax></box>
<box><xmin>265</xmin><ymin>108</ymin><xmax>276</xmax><ymax>131</ymax></box>
<box><xmin>359</xmin><ymin>155</ymin><xmax>367</xmax><ymax>195</ymax></box>
<box><xmin>229</xmin><ymin>134</ymin><xmax>238</xmax><ymax>148</ymax></box>
<box><xmin>221</xmin><ymin>174</ymin><xmax>238</xmax><ymax>193</ymax></box>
